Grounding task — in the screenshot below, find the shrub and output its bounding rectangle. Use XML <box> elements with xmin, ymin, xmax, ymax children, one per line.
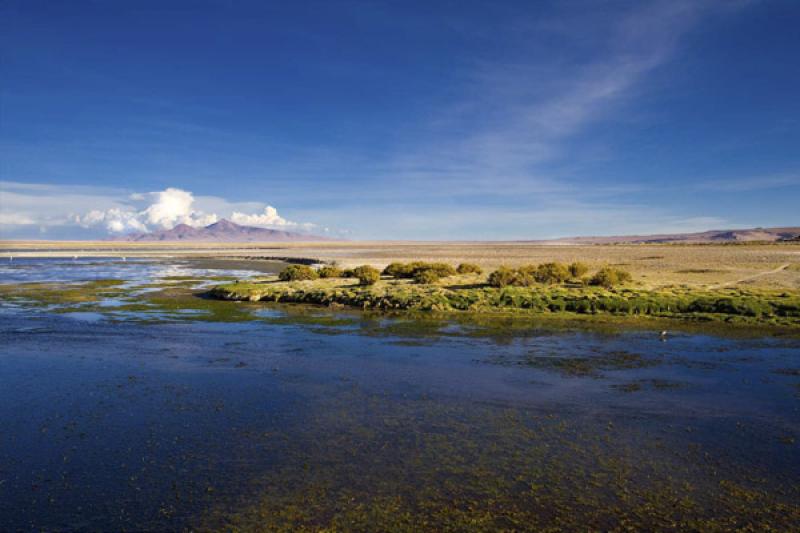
<box><xmin>514</xmin><ymin>265</ymin><xmax>538</xmax><ymax>287</ymax></box>
<box><xmin>423</xmin><ymin>263</ymin><xmax>456</xmax><ymax>278</ymax></box>
<box><xmin>341</xmin><ymin>268</ymin><xmax>356</xmax><ymax>278</ymax></box>
<box><xmin>414</xmin><ymin>269</ymin><xmax>441</xmax><ymax>284</ymax></box>
<box><xmin>382</xmin><ymin>261</ymin><xmax>425</xmax><ymax>279</ymax></box>
<box><xmin>403</xmin><ymin>262</ymin><xmax>429</xmax><ymax>276</ymax></box>
<box><xmin>318</xmin><ymin>265</ymin><xmax>343</xmax><ymax>278</ymax></box>
<box><xmin>352</xmin><ymin>265</ymin><xmax>380</xmax><ymax>285</ymax></box>
<box><xmin>384</xmin><ymin>262</ymin><xmax>456</xmax><ymax>280</ymax></box>
<box><xmin>382</xmin><ymin>262</ymin><xmax>409</xmax><ymax>278</ymax></box>
<box><xmin>279</xmin><ymin>264</ymin><xmax>319</xmax><ymax>281</ymax></box>
<box><xmin>534</xmin><ymin>262</ymin><xmax>571</xmax><ymax>284</ymax></box>
<box><xmin>568</xmin><ymin>262</ymin><xmax>589</xmax><ymax>278</ymax></box>
<box><xmin>456</xmin><ymin>263</ymin><xmax>483</xmax><ymax>275</ymax></box>
<box><xmin>487</xmin><ymin>266</ymin><xmax>517</xmax><ymax>288</ymax></box>
<box><xmin>590</xmin><ymin>267</ymin><xmax>633</xmax><ymax>288</ymax></box>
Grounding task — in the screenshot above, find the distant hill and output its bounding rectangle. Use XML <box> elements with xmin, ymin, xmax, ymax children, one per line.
<box><xmin>106</xmin><ymin>221</ymin><xmax>798</xmax><ymax>244</ymax></box>
<box><xmin>111</xmin><ymin>219</ymin><xmax>335</xmax><ymax>242</ymax></box>
<box><xmin>543</xmin><ymin>226</ymin><xmax>800</xmax><ymax>244</ymax></box>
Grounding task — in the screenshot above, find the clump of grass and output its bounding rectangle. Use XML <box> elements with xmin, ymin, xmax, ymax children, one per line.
<box><xmin>513</xmin><ymin>265</ymin><xmax>538</xmax><ymax>287</ymax></box>
<box><xmin>456</xmin><ymin>263</ymin><xmax>483</xmax><ymax>275</ymax></box>
<box><xmin>589</xmin><ymin>267</ymin><xmax>632</xmax><ymax>289</ymax></box>
<box><xmin>383</xmin><ymin>262</ymin><xmax>458</xmax><ymax>283</ymax></box>
<box><xmin>488</xmin><ymin>266</ymin><xmax>517</xmax><ymax>288</ymax></box>
<box><xmin>414</xmin><ymin>269</ymin><xmax>442</xmax><ymax>284</ymax></box>
<box><xmin>568</xmin><ymin>262</ymin><xmax>589</xmax><ymax>278</ymax></box>
<box><xmin>279</xmin><ymin>264</ymin><xmax>319</xmax><ymax>281</ymax></box>
<box><xmin>382</xmin><ymin>262</ymin><xmax>410</xmax><ymax>278</ymax></box>
<box><xmin>278</xmin><ymin>265</ymin><xmax>319</xmax><ymax>281</ymax></box>
<box><xmin>318</xmin><ymin>265</ymin><xmax>344</xmax><ymax>278</ymax></box>
<box><xmin>534</xmin><ymin>262</ymin><xmax>571</xmax><ymax>284</ymax></box>
<box><xmin>422</xmin><ymin>263</ymin><xmax>456</xmax><ymax>277</ymax></box>
<box><xmin>488</xmin><ymin>263</ymin><xmax>589</xmax><ymax>287</ymax></box>
<box><xmin>352</xmin><ymin>265</ymin><xmax>380</xmax><ymax>285</ymax></box>
<box><xmin>382</xmin><ymin>261</ymin><xmax>425</xmax><ymax>279</ymax></box>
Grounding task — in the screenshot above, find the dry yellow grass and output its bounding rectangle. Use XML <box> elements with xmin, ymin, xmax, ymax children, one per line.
<box><xmin>2</xmin><ymin>240</ymin><xmax>799</xmax><ymax>290</ymax></box>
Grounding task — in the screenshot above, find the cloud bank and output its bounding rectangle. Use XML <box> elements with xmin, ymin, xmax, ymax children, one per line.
<box><xmin>0</xmin><ymin>182</ymin><xmax>319</xmax><ymax>238</ymax></box>
<box><xmin>76</xmin><ymin>188</ymin><xmax>222</xmax><ymax>233</ymax></box>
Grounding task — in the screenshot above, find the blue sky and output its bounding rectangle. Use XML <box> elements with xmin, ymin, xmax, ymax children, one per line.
<box><xmin>1</xmin><ymin>0</ymin><xmax>798</xmax><ymax>240</ymax></box>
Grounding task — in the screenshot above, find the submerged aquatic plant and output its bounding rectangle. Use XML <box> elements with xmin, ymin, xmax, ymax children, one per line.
<box><xmin>196</xmin><ymin>386</ymin><xmax>800</xmax><ymax>531</ymax></box>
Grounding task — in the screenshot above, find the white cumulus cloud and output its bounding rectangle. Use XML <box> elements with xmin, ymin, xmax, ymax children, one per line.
<box><xmin>76</xmin><ymin>208</ymin><xmax>148</xmax><ymax>234</ymax></box>
<box><xmin>76</xmin><ymin>187</ymin><xmax>307</xmax><ymax>234</ymax></box>
<box><xmin>140</xmin><ymin>187</ymin><xmax>219</xmax><ymax>230</ymax></box>
<box><xmin>0</xmin><ymin>181</ymin><xmax>319</xmax><ymax>238</ymax></box>
<box><xmin>231</xmin><ymin>206</ymin><xmax>289</xmax><ymax>227</ymax></box>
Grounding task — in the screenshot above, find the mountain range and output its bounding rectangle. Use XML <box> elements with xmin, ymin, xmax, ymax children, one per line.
<box><xmin>112</xmin><ymin>219</ymin><xmax>334</xmax><ymax>242</ymax></box>
<box><xmin>108</xmin><ymin>220</ymin><xmax>799</xmax><ymax>244</ymax></box>
<box><xmin>540</xmin><ymin>226</ymin><xmax>800</xmax><ymax>244</ymax></box>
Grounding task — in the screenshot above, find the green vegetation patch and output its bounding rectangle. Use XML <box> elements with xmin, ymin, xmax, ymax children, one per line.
<box><xmin>382</xmin><ymin>261</ymin><xmax>457</xmax><ymax>282</ymax></box>
<box><xmin>6</xmin><ymin>272</ymin><xmax>799</xmax><ymax>330</ymax></box>
<box><xmin>137</xmin><ymin>287</ymin><xmax>253</xmax><ymax>322</ymax></box>
<box><xmin>0</xmin><ymin>278</ymin><xmax>263</xmax><ymax>323</ymax></box>
<box><xmin>210</xmin><ymin>279</ymin><xmax>800</xmax><ymax>327</ymax></box>
<box><xmin>0</xmin><ymin>279</ymin><xmax>128</xmax><ymax>306</ymax></box>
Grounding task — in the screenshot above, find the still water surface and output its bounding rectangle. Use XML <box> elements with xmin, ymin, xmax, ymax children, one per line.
<box><xmin>0</xmin><ymin>259</ymin><xmax>798</xmax><ymax>530</ymax></box>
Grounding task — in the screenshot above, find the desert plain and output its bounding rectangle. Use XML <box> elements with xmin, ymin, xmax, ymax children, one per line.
<box><xmin>3</xmin><ymin>240</ymin><xmax>799</xmax><ymax>290</ymax></box>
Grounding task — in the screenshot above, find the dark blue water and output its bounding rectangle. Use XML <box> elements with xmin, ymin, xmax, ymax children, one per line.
<box><xmin>1</xmin><ymin>259</ymin><xmax>799</xmax><ymax>530</ymax></box>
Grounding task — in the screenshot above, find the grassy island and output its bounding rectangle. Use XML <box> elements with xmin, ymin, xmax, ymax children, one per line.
<box><xmin>210</xmin><ymin>263</ymin><xmax>800</xmax><ymax>327</ymax></box>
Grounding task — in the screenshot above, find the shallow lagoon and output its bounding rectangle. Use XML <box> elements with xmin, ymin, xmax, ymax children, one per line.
<box><xmin>1</xmin><ymin>259</ymin><xmax>799</xmax><ymax>530</ymax></box>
